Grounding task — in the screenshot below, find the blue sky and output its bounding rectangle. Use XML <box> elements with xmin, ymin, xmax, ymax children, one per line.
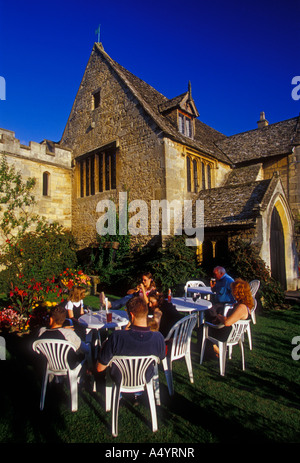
<box><xmin>0</xmin><ymin>0</ymin><xmax>299</xmax><ymax>145</ymax></box>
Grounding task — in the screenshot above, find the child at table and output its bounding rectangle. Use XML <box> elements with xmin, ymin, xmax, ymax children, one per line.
<box><xmin>65</xmin><ymin>286</ymin><xmax>86</xmax><ymax>340</ymax></box>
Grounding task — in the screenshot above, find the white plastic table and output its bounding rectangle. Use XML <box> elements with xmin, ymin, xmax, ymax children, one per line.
<box><xmin>171</xmin><ymin>297</ymin><xmax>212</xmax><ymax>325</ymax></box>
<box><xmin>185</xmin><ymin>286</ymin><xmax>213</xmax><ymax>298</ymax></box>
<box><xmin>79</xmin><ymin>309</ymin><xmax>129</xmax><ymax>356</ymax></box>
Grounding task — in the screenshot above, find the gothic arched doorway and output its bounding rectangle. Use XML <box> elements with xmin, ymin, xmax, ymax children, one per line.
<box><xmin>270</xmin><ymin>207</ymin><xmax>287</xmax><ymax>289</ymax></box>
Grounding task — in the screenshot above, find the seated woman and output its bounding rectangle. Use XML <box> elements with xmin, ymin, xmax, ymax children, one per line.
<box><xmin>64</xmin><ymin>286</ymin><xmax>86</xmax><ymax>340</ymax></box>
<box><xmin>147</xmin><ymin>290</ymin><xmax>183</xmax><ymax>338</ymax></box>
<box><xmin>65</xmin><ymin>286</ymin><xmax>85</xmax><ymax>320</ymax></box>
<box><xmin>99</xmin><ymin>272</ymin><xmax>156</xmax><ymax>310</ymax></box>
<box><xmin>206</xmin><ymin>278</ymin><xmax>253</xmax><ymax>348</ymax></box>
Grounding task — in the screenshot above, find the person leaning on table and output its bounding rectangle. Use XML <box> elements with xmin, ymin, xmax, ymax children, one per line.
<box><xmin>99</xmin><ymin>271</ymin><xmax>156</xmax><ymax>310</ymax></box>
<box><xmin>96</xmin><ymin>296</ymin><xmax>165</xmax><ymax>384</ymax></box>
<box><xmin>147</xmin><ymin>290</ymin><xmax>183</xmax><ymax>338</ymax></box>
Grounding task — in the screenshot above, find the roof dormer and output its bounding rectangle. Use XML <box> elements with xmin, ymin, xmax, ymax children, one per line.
<box><xmin>158</xmin><ymin>81</ymin><xmax>199</xmax><ymax>139</ymax></box>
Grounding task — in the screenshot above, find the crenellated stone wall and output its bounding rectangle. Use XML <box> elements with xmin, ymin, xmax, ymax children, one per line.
<box><xmin>0</xmin><ymin>128</ymin><xmax>72</xmax><ymax>233</ymax></box>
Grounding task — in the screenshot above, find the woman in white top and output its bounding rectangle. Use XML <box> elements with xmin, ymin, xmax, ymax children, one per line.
<box><xmin>65</xmin><ymin>286</ymin><xmax>86</xmax><ymax>320</ymax></box>
<box><xmin>65</xmin><ymin>286</ymin><xmax>86</xmax><ymax>339</ymax></box>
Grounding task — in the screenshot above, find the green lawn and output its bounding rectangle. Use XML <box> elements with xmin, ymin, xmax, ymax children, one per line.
<box><xmin>0</xmin><ymin>300</ymin><xmax>299</xmax><ymax>445</ymax></box>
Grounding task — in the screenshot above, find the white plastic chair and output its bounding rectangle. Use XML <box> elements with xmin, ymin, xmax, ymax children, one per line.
<box><xmin>220</xmin><ymin>300</ymin><xmax>255</xmax><ymax>350</ymax></box>
<box><xmin>105</xmin><ymin>355</ymin><xmax>161</xmax><ymax>437</ymax></box>
<box><xmin>245</xmin><ymin>298</ymin><xmax>257</xmax><ymax>350</ymax></box>
<box><xmin>32</xmin><ymin>339</ymin><xmax>86</xmax><ymax>412</ymax></box>
<box><xmin>249</xmin><ymin>280</ymin><xmax>260</xmax><ymax>324</ymax></box>
<box><xmin>184</xmin><ymin>280</ymin><xmax>209</xmax><ymax>301</ymax></box>
<box><xmin>200</xmin><ymin>319</ymin><xmax>251</xmax><ymax>376</ymax></box>
<box><xmin>184</xmin><ymin>280</ymin><xmax>206</xmax><ymax>295</ymax></box>
<box><xmin>162</xmin><ymin>313</ymin><xmax>197</xmax><ymax>396</ymax></box>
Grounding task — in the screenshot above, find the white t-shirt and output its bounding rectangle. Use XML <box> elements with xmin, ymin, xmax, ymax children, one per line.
<box><xmin>65</xmin><ymin>300</ymin><xmax>83</xmax><ymax>311</ymax></box>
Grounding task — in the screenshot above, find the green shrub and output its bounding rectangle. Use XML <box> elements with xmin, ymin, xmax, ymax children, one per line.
<box><xmin>227</xmin><ymin>237</ymin><xmax>285</xmax><ymax>311</ymax></box>
<box><xmin>260</xmin><ymin>278</ymin><xmax>286</xmax><ymax>311</ymax></box>
<box><xmin>146</xmin><ymin>235</ymin><xmax>206</xmax><ymax>294</ymax></box>
<box><xmin>86</xmin><ymin>212</ymin><xmax>133</xmax><ymax>294</ymax></box>
<box><xmin>0</xmin><ymin>222</ymin><xmax>78</xmax><ymax>294</ymax></box>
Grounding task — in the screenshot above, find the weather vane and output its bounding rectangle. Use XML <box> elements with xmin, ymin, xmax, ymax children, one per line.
<box><xmin>95</xmin><ymin>24</ymin><xmax>101</xmax><ymax>42</ymax></box>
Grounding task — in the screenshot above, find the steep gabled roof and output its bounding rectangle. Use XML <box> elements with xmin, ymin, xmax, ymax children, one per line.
<box><xmin>94</xmin><ymin>43</ymin><xmax>230</xmax><ymax>164</ymax></box>
<box><xmin>158</xmin><ymin>82</ymin><xmax>200</xmax><ymax>118</ymax></box>
<box><xmin>215</xmin><ymin>115</ymin><xmax>300</xmax><ymax>165</ymax></box>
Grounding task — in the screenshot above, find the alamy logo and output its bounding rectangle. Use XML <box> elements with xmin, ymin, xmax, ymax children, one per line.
<box><xmin>96</xmin><ymin>192</ymin><xmax>204</xmax><ymax>246</ymax></box>
<box><xmin>0</xmin><ymin>336</ymin><xmax>6</xmax><ymax>360</ymax></box>
<box><xmin>291</xmin><ymin>336</ymin><xmax>300</xmax><ymax>361</ymax></box>
<box><xmin>291</xmin><ymin>76</ymin><xmax>300</xmax><ymax>101</ymax></box>
<box><xmin>0</xmin><ymin>76</ymin><xmax>6</xmax><ymax>100</ymax></box>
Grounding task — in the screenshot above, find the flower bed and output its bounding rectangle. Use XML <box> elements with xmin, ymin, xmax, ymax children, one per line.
<box><xmin>0</xmin><ymin>269</ymin><xmax>92</xmax><ymax>334</ymax></box>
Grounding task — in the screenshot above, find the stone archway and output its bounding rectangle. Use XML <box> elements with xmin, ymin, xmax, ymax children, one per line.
<box><xmin>270</xmin><ymin>206</ymin><xmax>287</xmax><ymax>289</ymax></box>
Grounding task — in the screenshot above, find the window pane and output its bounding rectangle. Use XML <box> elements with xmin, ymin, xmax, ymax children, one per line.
<box><xmin>98</xmin><ymin>152</ymin><xmax>103</xmax><ymax>192</ymax></box>
<box><xmin>42</xmin><ymin>172</ymin><xmax>49</xmax><ymax>196</ymax></box>
<box><xmin>80</xmin><ymin>161</ymin><xmax>84</xmax><ymax>197</ymax></box>
<box><xmin>90</xmin><ymin>154</ymin><xmax>95</xmax><ymax>195</ymax></box>
<box><xmin>179</xmin><ymin>113</ymin><xmax>184</xmax><ymax>134</ymax></box>
<box><xmin>207</xmin><ymin>164</ymin><xmax>211</xmax><ymax>189</ymax></box>
<box><xmin>187</xmin><ymin>157</ymin><xmax>191</xmax><ymax>192</ymax></box>
<box><xmin>93</xmin><ymin>91</ymin><xmax>100</xmax><ymax>109</ymax></box>
<box><xmin>193</xmin><ymin>159</ymin><xmax>198</xmax><ymax>193</ymax></box>
<box><xmin>105</xmin><ymin>152</ymin><xmax>110</xmax><ymax>190</ymax></box>
<box><xmin>111</xmin><ymin>152</ymin><xmax>116</xmax><ymax>190</ymax></box>
<box><xmin>86</xmin><ymin>158</ymin><xmax>90</xmax><ymax>196</ymax></box>
<box><xmin>202</xmin><ymin>162</ymin><xmax>206</xmax><ymax>190</ymax></box>
<box><xmin>186</xmin><ymin>118</ymin><xmax>192</xmax><ymax>137</ymax></box>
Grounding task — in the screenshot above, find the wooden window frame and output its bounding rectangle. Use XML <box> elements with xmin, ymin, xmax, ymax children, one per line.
<box><xmin>78</xmin><ymin>149</ymin><xmax>116</xmax><ymax>198</ymax></box>
<box><xmin>178</xmin><ymin>111</ymin><xmax>193</xmax><ymax>138</ymax></box>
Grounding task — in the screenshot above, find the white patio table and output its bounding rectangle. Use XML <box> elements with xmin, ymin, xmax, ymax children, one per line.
<box><xmin>171</xmin><ymin>297</ymin><xmax>212</xmax><ymax>325</ymax></box>
<box><xmin>185</xmin><ymin>285</ymin><xmax>213</xmax><ymax>299</ymax></box>
<box><xmin>79</xmin><ymin>309</ymin><xmax>129</xmax><ymax>357</ymax></box>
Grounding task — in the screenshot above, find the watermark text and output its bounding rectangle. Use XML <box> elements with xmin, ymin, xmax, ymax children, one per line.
<box><xmin>96</xmin><ymin>192</ymin><xmax>204</xmax><ymax>246</ymax></box>
<box><xmin>0</xmin><ymin>336</ymin><xmax>6</xmax><ymax>360</ymax></box>
<box><xmin>291</xmin><ymin>336</ymin><xmax>300</xmax><ymax>360</ymax></box>
<box><xmin>291</xmin><ymin>76</ymin><xmax>300</xmax><ymax>101</ymax></box>
<box><xmin>0</xmin><ymin>76</ymin><xmax>6</xmax><ymax>100</ymax></box>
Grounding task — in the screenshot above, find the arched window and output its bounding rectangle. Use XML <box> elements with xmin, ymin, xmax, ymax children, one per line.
<box><xmin>193</xmin><ymin>159</ymin><xmax>198</xmax><ymax>193</ymax></box>
<box><xmin>201</xmin><ymin>162</ymin><xmax>206</xmax><ymax>190</ymax></box>
<box><xmin>186</xmin><ymin>157</ymin><xmax>191</xmax><ymax>192</ymax></box>
<box><xmin>42</xmin><ymin>172</ymin><xmax>50</xmax><ymax>196</ymax></box>
<box><xmin>207</xmin><ymin>164</ymin><xmax>211</xmax><ymax>189</ymax></box>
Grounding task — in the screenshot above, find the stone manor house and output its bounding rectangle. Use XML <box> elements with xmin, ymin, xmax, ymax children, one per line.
<box><xmin>0</xmin><ymin>43</ymin><xmax>299</xmax><ymax>290</ymax></box>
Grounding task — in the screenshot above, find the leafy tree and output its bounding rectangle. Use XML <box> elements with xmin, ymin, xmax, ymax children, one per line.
<box><xmin>0</xmin><ymin>155</ymin><xmax>78</xmax><ymax>318</ymax></box>
<box><xmin>0</xmin><ymin>222</ymin><xmax>78</xmax><ymax>293</ymax></box>
<box><xmin>0</xmin><ymin>156</ymin><xmax>39</xmax><ymax>241</ymax></box>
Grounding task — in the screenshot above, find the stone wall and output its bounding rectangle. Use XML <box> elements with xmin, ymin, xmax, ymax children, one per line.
<box><xmin>263</xmin><ymin>152</ymin><xmax>300</xmax><ymax>220</ymax></box>
<box><xmin>0</xmin><ymin>128</ymin><xmax>72</xmax><ymax>235</ymax></box>
<box><xmin>60</xmin><ymin>47</ymin><xmax>239</xmax><ymax>250</ymax></box>
<box><xmin>60</xmin><ymin>47</ymin><xmax>166</xmax><ymax>249</ymax></box>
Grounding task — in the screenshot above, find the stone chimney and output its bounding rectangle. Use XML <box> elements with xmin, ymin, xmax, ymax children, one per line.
<box><xmin>257</xmin><ymin>111</ymin><xmax>269</xmax><ymax>128</ymax></box>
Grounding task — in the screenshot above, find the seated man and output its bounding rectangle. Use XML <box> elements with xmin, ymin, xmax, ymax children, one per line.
<box><xmin>209</xmin><ymin>266</ymin><xmax>235</xmax><ymax>315</ymax></box>
<box><xmin>37</xmin><ymin>304</ymin><xmax>90</xmax><ymax>367</ymax></box>
<box><xmin>96</xmin><ymin>297</ymin><xmax>165</xmax><ymax>384</ymax></box>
